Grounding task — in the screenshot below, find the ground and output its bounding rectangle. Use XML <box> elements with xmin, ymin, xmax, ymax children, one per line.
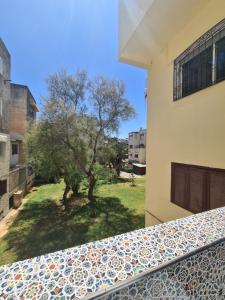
<box><xmin>0</xmin><ymin>177</ymin><xmax>145</xmax><ymax>266</ymax></box>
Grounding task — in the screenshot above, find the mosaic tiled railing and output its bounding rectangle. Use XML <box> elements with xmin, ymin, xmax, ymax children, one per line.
<box><xmin>0</xmin><ymin>207</ymin><xmax>225</xmax><ymax>299</ymax></box>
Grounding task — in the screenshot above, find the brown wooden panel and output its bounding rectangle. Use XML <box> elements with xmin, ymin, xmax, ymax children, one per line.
<box><xmin>171</xmin><ymin>163</ymin><xmax>188</xmax><ymax>209</ymax></box>
<box><xmin>189</xmin><ymin>167</ymin><xmax>205</xmax><ymax>213</ymax></box>
<box><xmin>171</xmin><ymin>163</ymin><xmax>225</xmax><ymax>214</ymax></box>
<box><xmin>209</xmin><ymin>171</ymin><xmax>225</xmax><ymax>209</ymax></box>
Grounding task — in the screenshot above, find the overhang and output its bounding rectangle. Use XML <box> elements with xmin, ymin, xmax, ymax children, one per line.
<box><xmin>119</xmin><ymin>0</ymin><xmax>210</xmax><ymax>68</ymax></box>
<box><xmin>10</xmin><ymin>132</ymin><xmax>23</xmax><ymax>142</ymax></box>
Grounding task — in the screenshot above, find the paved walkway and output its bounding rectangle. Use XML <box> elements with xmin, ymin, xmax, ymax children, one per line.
<box><xmin>120</xmin><ymin>171</ymin><xmax>142</xmax><ymax>179</ymax></box>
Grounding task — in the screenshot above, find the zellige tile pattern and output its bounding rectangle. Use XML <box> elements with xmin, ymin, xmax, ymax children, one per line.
<box><xmin>0</xmin><ymin>207</ymin><xmax>225</xmax><ymax>299</ymax></box>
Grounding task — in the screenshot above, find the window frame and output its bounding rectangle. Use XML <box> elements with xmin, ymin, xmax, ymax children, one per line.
<box><xmin>174</xmin><ymin>18</ymin><xmax>225</xmax><ymax>101</ymax></box>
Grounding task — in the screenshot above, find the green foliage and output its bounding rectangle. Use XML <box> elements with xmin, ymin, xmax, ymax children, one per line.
<box><xmin>130</xmin><ymin>172</ymin><xmax>136</xmax><ymax>187</ymax></box>
<box><xmin>121</xmin><ymin>163</ymin><xmax>133</xmax><ymax>173</ymax></box>
<box><xmin>64</xmin><ymin>165</ymin><xmax>84</xmax><ymax>196</ymax></box>
<box><xmin>26</xmin><ymin>69</ymin><xmax>136</xmax><ymax>200</ymax></box>
<box><xmin>25</xmin><ymin>124</ymin><xmax>62</xmax><ymax>182</ymax></box>
<box><xmin>0</xmin><ymin>177</ymin><xmax>145</xmax><ymax>266</ymax></box>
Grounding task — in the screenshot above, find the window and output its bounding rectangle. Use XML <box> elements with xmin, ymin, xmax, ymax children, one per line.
<box><xmin>0</xmin><ymin>180</ymin><xmax>7</xmax><ymax>196</ymax></box>
<box><xmin>129</xmin><ymin>145</ymin><xmax>133</xmax><ymax>149</ymax></box>
<box><xmin>129</xmin><ymin>154</ymin><xmax>132</xmax><ymax>157</ymax></box>
<box><xmin>174</xmin><ymin>18</ymin><xmax>225</xmax><ymax>100</ymax></box>
<box><xmin>140</xmin><ymin>133</ymin><xmax>144</xmax><ymax>140</ymax></box>
<box><xmin>0</xmin><ymin>142</ymin><xmax>6</xmax><ymax>158</ymax></box>
<box><xmin>12</xmin><ymin>144</ymin><xmax>18</xmax><ymax>155</ymax></box>
<box><xmin>171</xmin><ymin>163</ymin><xmax>225</xmax><ymax>213</ymax></box>
<box><xmin>182</xmin><ymin>46</ymin><xmax>212</xmax><ymax>97</ymax></box>
<box><xmin>216</xmin><ymin>36</ymin><xmax>225</xmax><ymax>82</ymax></box>
<box><xmin>135</xmin><ymin>154</ymin><xmax>138</xmax><ymax>158</ymax></box>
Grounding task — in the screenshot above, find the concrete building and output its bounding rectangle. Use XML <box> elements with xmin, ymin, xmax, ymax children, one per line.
<box><xmin>0</xmin><ymin>39</ymin><xmax>11</xmax><ymax>219</ymax></box>
<box><xmin>0</xmin><ymin>38</ymin><xmax>38</xmax><ymax>219</ymax></box>
<box><xmin>128</xmin><ymin>128</ymin><xmax>146</xmax><ymax>164</ymax></box>
<box><xmin>119</xmin><ymin>0</ymin><xmax>225</xmax><ymax>227</ymax></box>
<box><xmin>10</xmin><ymin>83</ymin><xmax>38</xmax><ymax>166</ymax></box>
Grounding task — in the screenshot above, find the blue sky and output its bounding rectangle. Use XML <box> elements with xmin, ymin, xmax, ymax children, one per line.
<box><xmin>0</xmin><ymin>0</ymin><xmax>147</xmax><ymax>138</ymax></box>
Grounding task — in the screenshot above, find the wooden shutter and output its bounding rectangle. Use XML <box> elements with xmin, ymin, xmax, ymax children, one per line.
<box><xmin>171</xmin><ymin>163</ymin><xmax>225</xmax><ymax>213</ymax></box>
<box><xmin>209</xmin><ymin>171</ymin><xmax>225</xmax><ymax>209</ymax></box>
<box><xmin>171</xmin><ymin>163</ymin><xmax>188</xmax><ymax>210</ymax></box>
<box><xmin>189</xmin><ymin>166</ymin><xmax>206</xmax><ymax>213</ymax></box>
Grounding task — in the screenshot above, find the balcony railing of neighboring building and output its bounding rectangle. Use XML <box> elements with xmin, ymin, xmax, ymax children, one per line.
<box><xmin>0</xmin><ymin>206</ymin><xmax>225</xmax><ymax>299</ymax></box>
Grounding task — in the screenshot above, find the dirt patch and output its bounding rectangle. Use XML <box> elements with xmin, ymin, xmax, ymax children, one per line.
<box><xmin>120</xmin><ymin>171</ymin><xmax>142</xmax><ymax>179</ymax></box>
<box><xmin>0</xmin><ymin>197</ymin><xmax>29</xmax><ymax>238</ymax></box>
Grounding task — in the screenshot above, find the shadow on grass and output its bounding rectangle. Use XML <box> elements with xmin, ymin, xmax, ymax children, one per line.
<box><xmin>1</xmin><ymin>196</ymin><xmax>144</xmax><ymax>263</ymax></box>
<box><xmin>97</xmin><ymin>177</ymin><xmax>131</xmax><ymax>186</ymax></box>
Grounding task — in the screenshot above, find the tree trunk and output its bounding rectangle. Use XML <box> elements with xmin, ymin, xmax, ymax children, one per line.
<box><xmin>72</xmin><ymin>184</ymin><xmax>80</xmax><ymax>197</ymax></box>
<box><xmin>116</xmin><ymin>167</ymin><xmax>121</xmax><ymax>177</ymax></box>
<box><xmin>88</xmin><ymin>172</ymin><xmax>96</xmax><ymax>201</ymax></box>
<box><xmin>62</xmin><ymin>184</ymin><xmax>70</xmax><ymax>205</ymax></box>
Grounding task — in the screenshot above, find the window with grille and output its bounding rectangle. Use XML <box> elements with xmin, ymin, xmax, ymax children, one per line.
<box><xmin>174</xmin><ymin>18</ymin><xmax>225</xmax><ymax>100</ymax></box>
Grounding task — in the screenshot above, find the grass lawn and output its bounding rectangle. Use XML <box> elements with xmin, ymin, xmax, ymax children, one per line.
<box><xmin>0</xmin><ymin>177</ymin><xmax>145</xmax><ymax>266</ymax></box>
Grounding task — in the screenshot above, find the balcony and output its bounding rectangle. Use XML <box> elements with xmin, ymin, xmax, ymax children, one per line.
<box><xmin>0</xmin><ymin>206</ymin><xmax>224</xmax><ymax>299</ymax></box>
<box><xmin>118</xmin><ymin>0</ymin><xmax>210</xmax><ymax>68</ymax></box>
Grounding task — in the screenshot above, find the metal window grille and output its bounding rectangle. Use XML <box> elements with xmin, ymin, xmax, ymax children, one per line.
<box><xmin>174</xmin><ymin>18</ymin><xmax>225</xmax><ymax>100</ymax></box>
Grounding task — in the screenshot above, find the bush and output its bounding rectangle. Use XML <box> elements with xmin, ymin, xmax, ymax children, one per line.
<box><xmin>121</xmin><ymin>163</ymin><xmax>133</xmax><ymax>173</ymax></box>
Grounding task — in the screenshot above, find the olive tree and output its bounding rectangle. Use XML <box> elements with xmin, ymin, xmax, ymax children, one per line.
<box><xmin>26</xmin><ymin>70</ymin><xmax>135</xmax><ymax>201</ymax></box>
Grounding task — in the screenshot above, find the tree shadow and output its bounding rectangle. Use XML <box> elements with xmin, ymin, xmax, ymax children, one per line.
<box><xmin>98</xmin><ymin>177</ymin><xmax>131</xmax><ymax>185</ymax></box>
<box><xmin>1</xmin><ymin>196</ymin><xmax>144</xmax><ymax>264</ymax></box>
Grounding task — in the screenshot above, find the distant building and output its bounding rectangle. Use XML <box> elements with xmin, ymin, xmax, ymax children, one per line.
<box><xmin>10</xmin><ymin>83</ymin><xmax>38</xmax><ymax>167</ymax></box>
<box><xmin>0</xmin><ymin>38</ymin><xmax>38</xmax><ymax>219</ymax></box>
<box><xmin>128</xmin><ymin>128</ymin><xmax>146</xmax><ymax>164</ymax></box>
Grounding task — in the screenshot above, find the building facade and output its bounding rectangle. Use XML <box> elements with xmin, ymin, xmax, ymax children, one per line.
<box><xmin>128</xmin><ymin>128</ymin><xmax>146</xmax><ymax>164</ymax></box>
<box><xmin>119</xmin><ymin>0</ymin><xmax>225</xmax><ymax>226</ymax></box>
<box><xmin>0</xmin><ymin>39</ymin><xmax>11</xmax><ymax>218</ymax></box>
<box><xmin>10</xmin><ymin>83</ymin><xmax>38</xmax><ymax>166</ymax></box>
<box><xmin>0</xmin><ymin>39</ymin><xmax>38</xmax><ymax>219</ymax></box>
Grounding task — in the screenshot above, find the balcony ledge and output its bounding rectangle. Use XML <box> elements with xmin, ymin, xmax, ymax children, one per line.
<box><xmin>0</xmin><ymin>207</ymin><xmax>225</xmax><ymax>299</ymax></box>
